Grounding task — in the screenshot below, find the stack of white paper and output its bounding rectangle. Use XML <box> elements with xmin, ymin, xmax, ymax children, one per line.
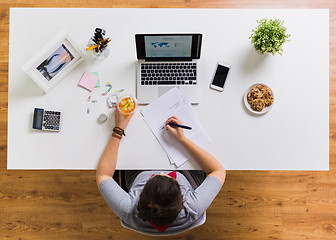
<box><xmin>141</xmin><ymin>87</ymin><xmax>211</xmax><ymax>167</ymax></box>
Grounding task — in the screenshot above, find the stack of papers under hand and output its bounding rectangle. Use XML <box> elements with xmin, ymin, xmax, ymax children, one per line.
<box><xmin>141</xmin><ymin>87</ymin><xmax>211</xmax><ymax>167</ymax></box>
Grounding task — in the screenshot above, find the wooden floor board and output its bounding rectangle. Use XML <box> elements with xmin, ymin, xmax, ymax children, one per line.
<box><xmin>1</xmin><ymin>0</ymin><xmax>335</xmax><ymax>239</ymax></box>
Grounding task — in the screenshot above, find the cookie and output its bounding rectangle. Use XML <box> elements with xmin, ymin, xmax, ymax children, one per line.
<box><xmin>251</xmin><ymin>98</ymin><xmax>265</xmax><ymax>111</ymax></box>
<box><xmin>250</xmin><ymin>85</ymin><xmax>263</xmax><ymax>98</ymax></box>
<box><xmin>247</xmin><ymin>92</ymin><xmax>254</xmax><ymax>104</ymax></box>
<box><xmin>261</xmin><ymin>86</ymin><xmax>272</xmax><ymax>96</ymax></box>
<box><xmin>264</xmin><ymin>94</ymin><xmax>274</xmax><ymax>107</ymax></box>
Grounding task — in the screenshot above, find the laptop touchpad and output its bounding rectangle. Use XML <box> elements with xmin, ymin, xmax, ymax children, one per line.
<box><xmin>158</xmin><ymin>86</ymin><xmax>174</xmax><ymax>96</ymax></box>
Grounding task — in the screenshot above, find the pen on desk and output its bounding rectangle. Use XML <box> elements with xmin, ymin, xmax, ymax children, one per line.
<box><xmin>168</xmin><ymin>122</ymin><xmax>192</xmax><ymax>130</ymax></box>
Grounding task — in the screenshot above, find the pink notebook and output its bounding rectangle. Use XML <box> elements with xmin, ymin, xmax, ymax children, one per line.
<box><xmin>78</xmin><ymin>72</ymin><xmax>99</xmax><ymax>91</ymax></box>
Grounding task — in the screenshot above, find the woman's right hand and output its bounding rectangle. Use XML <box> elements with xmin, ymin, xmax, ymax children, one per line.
<box><xmin>165</xmin><ymin>116</ymin><xmax>186</xmax><ymax>142</ymax></box>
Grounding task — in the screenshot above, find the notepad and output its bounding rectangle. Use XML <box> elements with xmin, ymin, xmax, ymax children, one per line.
<box><xmin>90</xmin><ymin>71</ymin><xmax>100</xmax><ymax>88</ymax></box>
<box><xmin>142</xmin><ymin>87</ymin><xmax>211</xmax><ymax>167</ymax></box>
<box><xmin>78</xmin><ymin>72</ymin><xmax>99</xmax><ymax>91</ymax></box>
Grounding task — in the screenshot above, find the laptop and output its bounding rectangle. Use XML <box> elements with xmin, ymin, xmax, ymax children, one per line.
<box><xmin>135</xmin><ymin>33</ymin><xmax>202</xmax><ymax>104</ymax></box>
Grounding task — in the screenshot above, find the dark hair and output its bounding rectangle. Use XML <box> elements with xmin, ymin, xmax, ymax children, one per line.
<box><xmin>137</xmin><ymin>175</ymin><xmax>183</xmax><ymax>226</ymax></box>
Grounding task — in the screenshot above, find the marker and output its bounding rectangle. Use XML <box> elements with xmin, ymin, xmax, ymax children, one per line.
<box><xmin>168</xmin><ymin>122</ymin><xmax>192</xmax><ymax>130</ymax></box>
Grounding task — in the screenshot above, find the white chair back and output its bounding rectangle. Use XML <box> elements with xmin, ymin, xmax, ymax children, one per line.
<box><xmin>120</xmin><ymin>212</ymin><xmax>206</xmax><ymax>236</ymax></box>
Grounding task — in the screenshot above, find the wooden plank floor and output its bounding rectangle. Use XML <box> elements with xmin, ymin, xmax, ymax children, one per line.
<box><xmin>1</xmin><ymin>0</ymin><xmax>335</xmax><ymax>239</ymax></box>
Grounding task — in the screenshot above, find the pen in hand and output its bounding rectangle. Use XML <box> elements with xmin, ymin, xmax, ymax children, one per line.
<box><xmin>168</xmin><ymin>122</ymin><xmax>192</xmax><ymax>130</ymax></box>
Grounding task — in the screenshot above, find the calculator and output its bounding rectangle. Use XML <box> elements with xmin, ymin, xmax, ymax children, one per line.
<box><xmin>32</xmin><ymin>108</ymin><xmax>61</xmax><ymax>132</ymax></box>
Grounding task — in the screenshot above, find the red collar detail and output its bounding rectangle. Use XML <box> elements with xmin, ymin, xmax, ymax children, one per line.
<box><xmin>147</xmin><ymin>171</ymin><xmax>176</xmax><ymax>232</ymax></box>
<box><xmin>150</xmin><ymin>171</ymin><xmax>177</xmax><ymax>179</ymax></box>
<box><xmin>148</xmin><ymin>222</ymin><xmax>170</xmax><ymax>232</ymax></box>
<box><xmin>167</xmin><ymin>171</ymin><xmax>177</xmax><ymax>179</ymax></box>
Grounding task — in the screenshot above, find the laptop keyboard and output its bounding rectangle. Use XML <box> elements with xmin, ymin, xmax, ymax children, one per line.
<box><xmin>140</xmin><ymin>62</ymin><xmax>197</xmax><ymax>85</ymax></box>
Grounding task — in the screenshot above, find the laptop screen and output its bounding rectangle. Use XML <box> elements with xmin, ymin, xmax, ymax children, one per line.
<box><xmin>144</xmin><ymin>36</ymin><xmax>192</xmax><ymax>58</ymax></box>
<box><xmin>136</xmin><ymin>34</ymin><xmax>202</xmax><ymax>61</ymax></box>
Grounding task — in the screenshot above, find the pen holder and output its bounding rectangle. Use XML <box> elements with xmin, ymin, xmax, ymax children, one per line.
<box><xmin>86</xmin><ymin>38</ymin><xmax>110</xmax><ymax>60</ymax></box>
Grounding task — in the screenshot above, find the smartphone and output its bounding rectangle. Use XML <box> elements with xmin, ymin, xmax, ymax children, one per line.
<box><xmin>210</xmin><ymin>62</ymin><xmax>231</xmax><ymax>92</ymax></box>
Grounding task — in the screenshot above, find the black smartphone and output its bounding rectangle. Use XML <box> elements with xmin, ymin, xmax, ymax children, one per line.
<box><xmin>210</xmin><ymin>62</ymin><xmax>231</xmax><ymax>92</ymax></box>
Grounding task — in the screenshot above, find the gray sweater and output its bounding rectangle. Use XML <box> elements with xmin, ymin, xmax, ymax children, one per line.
<box><xmin>99</xmin><ymin>171</ymin><xmax>222</xmax><ymax>233</ymax></box>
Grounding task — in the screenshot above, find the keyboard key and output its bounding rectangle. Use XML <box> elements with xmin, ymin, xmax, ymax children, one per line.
<box><xmin>158</xmin><ymin>81</ymin><xmax>176</xmax><ymax>85</ymax></box>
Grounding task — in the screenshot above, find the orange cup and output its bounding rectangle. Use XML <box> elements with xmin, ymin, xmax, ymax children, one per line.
<box><xmin>117</xmin><ymin>95</ymin><xmax>137</xmax><ymax>115</ymax></box>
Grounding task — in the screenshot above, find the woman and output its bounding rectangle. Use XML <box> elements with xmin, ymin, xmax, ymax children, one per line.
<box><xmin>96</xmin><ymin>110</ymin><xmax>226</xmax><ymax>234</ymax></box>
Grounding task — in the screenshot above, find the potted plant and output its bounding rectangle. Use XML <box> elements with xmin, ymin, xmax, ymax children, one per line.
<box><xmin>249</xmin><ymin>18</ymin><xmax>290</xmax><ymax>55</ymax></box>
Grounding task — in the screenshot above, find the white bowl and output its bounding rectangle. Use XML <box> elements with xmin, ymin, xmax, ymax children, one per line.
<box><xmin>243</xmin><ymin>83</ymin><xmax>274</xmax><ymax>115</ymax></box>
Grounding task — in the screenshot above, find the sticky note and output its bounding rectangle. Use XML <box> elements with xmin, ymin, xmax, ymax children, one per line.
<box><xmin>91</xmin><ymin>72</ymin><xmax>100</xmax><ymax>88</ymax></box>
<box><xmin>78</xmin><ymin>72</ymin><xmax>99</xmax><ymax>92</ymax></box>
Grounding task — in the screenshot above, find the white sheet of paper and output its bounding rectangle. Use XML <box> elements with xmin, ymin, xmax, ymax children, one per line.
<box><xmin>142</xmin><ymin>87</ymin><xmax>211</xmax><ymax>167</ymax></box>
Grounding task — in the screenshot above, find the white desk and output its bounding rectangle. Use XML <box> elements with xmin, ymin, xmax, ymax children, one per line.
<box><xmin>8</xmin><ymin>8</ymin><xmax>329</xmax><ymax>170</ymax></box>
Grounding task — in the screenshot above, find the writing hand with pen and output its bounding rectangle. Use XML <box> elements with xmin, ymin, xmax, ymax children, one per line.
<box><xmin>165</xmin><ymin>116</ymin><xmax>191</xmax><ymax>142</ymax></box>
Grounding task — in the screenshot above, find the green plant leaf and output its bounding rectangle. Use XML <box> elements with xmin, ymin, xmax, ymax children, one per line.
<box><xmin>249</xmin><ymin>18</ymin><xmax>290</xmax><ymax>55</ymax></box>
